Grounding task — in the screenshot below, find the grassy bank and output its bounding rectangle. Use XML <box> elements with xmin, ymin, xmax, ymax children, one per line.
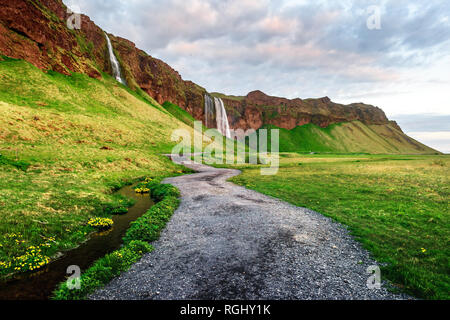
<box><xmin>0</xmin><ymin>57</ymin><xmax>191</xmax><ymax>279</ymax></box>
<box><xmin>227</xmin><ymin>153</ymin><xmax>449</xmax><ymax>299</ymax></box>
<box><xmin>53</xmin><ymin>180</ymin><xmax>180</xmax><ymax>300</ymax></box>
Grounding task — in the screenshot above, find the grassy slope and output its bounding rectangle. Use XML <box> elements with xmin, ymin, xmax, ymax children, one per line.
<box><xmin>255</xmin><ymin>122</ymin><xmax>438</xmax><ymax>154</ymax></box>
<box><xmin>0</xmin><ymin>57</ymin><xmax>193</xmax><ymax>277</ymax></box>
<box><xmin>162</xmin><ymin>101</ymin><xmax>196</xmax><ymax>127</ymax></box>
<box><xmin>229</xmin><ymin>154</ymin><xmax>449</xmax><ymax>299</ymax></box>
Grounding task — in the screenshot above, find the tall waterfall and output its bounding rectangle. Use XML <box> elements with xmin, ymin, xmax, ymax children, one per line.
<box><xmin>204</xmin><ymin>95</ymin><xmax>231</xmax><ymax>139</ymax></box>
<box><xmin>214</xmin><ymin>97</ymin><xmax>231</xmax><ymax>139</ymax></box>
<box><xmin>204</xmin><ymin>95</ymin><xmax>215</xmax><ymax>129</ymax></box>
<box><xmin>104</xmin><ymin>33</ymin><xmax>126</xmax><ymax>85</ymax></box>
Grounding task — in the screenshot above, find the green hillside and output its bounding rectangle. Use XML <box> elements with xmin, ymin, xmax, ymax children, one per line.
<box><xmin>162</xmin><ymin>101</ymin><xmax>196</xmax><ymax>127</ymax></box>
<box><xmin>252</xmin><ymin>122</ymin><xmax>439</xmax><ymax>154</ymax></box>
<box><xmin>0</xmin><ymin>56</ymin><xmax>197</xmax><ymax>278</ymax></box>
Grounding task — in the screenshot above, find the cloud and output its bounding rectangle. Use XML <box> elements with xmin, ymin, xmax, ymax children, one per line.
<box><xmin>392</xmin><ymin>114</ymin><xmax>450</xmax><ymax>132</ymax></box>
<box><xmin>64</xmin><ymin>0</ymin><xmax>450</xmax><ymax>123</ymax></box>
<box><xmin>406</xmin><ymin>132</ymin><xmax>450</xmax><ymax>153</ymax></box>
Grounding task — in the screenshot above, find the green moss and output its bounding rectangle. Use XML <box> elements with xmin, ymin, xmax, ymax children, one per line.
<box><xmin>210</xmin><ymin>92</ymin><xmax>245</xmax><ymax>102</ymax></box>
<box><xmin>0</xmin><ymin>154</ymin><xmax>30</xmax><ymax>171</ymax></box>
<box><xmin>123</xmin><ymin>181</ymin><xmax>180</xmax><ymax>245</ymax></box>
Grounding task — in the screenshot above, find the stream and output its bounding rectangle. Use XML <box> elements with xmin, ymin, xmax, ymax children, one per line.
<box><xmin>0</xmin><ymin>184</ymin><xmax>154</xmax><ymax>300</ymax></box>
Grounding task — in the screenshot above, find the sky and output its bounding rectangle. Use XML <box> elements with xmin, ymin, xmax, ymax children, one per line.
<box><xmin>64</xmin><ymin>0</ymin><xmax>450</xmax><ymax>153</ymax></box>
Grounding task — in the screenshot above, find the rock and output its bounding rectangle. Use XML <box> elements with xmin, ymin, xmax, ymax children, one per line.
<box><xmin>221</xmin><ymin>90</ymin><xmax>390</xmax><ymax>131</ymax></box>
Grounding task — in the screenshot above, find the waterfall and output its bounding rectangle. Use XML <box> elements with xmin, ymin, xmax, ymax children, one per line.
<box><xmin>104</xmin><ymin>33</ymin><xmax>126</xmax><ymax>85</ymax></box>
<box><xmin>204</xmin><ymin>95</ymin><xmax>215</xmax><ymax>129</ymax></box>
<box><xmin>204</xmin><ymin>94</ymin><xmax>231</xmax><ymax>139</ymax></box>
<box><xmin>214</xmin><ymin>97</ymin><xmax>231</xmax><ymax>139</ymax></box>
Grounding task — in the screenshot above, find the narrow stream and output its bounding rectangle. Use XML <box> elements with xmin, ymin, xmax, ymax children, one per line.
<box><xmin>0</xmin><ymin>184</ymin><xmax>154</xmax><ymax>300</ymax></box>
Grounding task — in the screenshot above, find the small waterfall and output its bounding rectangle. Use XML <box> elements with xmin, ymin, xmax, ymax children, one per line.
<box><xmin>214</xmin><ymin>97</ymin><xmax>231</xmax><ymax>139</ymax></box>
<box><xmin>204</xmin><ymin>95</ymin><xmax>215</xmax><ymax>129</ymax></box>
<box><xmin>204</xmin><ymin>94</ymin><xmax>231</xmax><ymax>139</ymax></box>
<box><xmin>104</xmin><ymin>33</ymin><xmax>126</xmax><ymax>85</ymax></box>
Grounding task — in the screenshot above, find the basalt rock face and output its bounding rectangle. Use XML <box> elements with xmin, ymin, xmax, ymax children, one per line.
<box><xmin>107</xmin><ymin>34</ymin><xmax>206</xmax><ymax>115</ymax></box>
<box><xmin>0</xmin><ymin>0</ymin><xmax>205</xmax><ymax>113</ymax></box>
<box><xmin>219</xmin><ymin>90</ymin><xmax>390</xmax><ymax>131</ymax></box>
<box><xmin>0</xmin><ymin>0</ymin><xmax>102</xmax><ymax>78</ymax></box>
<box><xmin>1</xmin><ymin>0</ymin><xmax>391</xmax><ymax>132</ymax></box>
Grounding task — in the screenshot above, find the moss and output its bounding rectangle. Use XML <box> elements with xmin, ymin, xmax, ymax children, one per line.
<box><xmin>210</xmin><ymin>92</ymin><xmax>245</xmax><ymax>102</ymax></box>
<box><xmin>123</xmin><ymin>182</ymin><xmax>180</xmax><ymax>245</ymax></box>
<box><xmin>0</xmin><ymin>154</ymin><xmax>30</xmax><ymax>171</ymax></box>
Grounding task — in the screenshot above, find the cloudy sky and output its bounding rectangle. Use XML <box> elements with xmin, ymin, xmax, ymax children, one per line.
<box><xmin>64</xmin><ymin>0</ymin><xmax>450</xmax><ymax>152</ymax></box>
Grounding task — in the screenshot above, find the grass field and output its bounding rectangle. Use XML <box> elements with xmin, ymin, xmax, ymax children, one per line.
<box><xmin>226</xmin><ymin>153</ymin><xmax>449</xmax><ymax>299</ymax></box>
<box><xmin>0</xmin><ymin>55</ymin><xmax>448</xmax><ymax>300</ymax></box>
<box><xmin>0</xmin><ymin>57</ymin><xmax>195</xmax><ymax>278</ymax></box>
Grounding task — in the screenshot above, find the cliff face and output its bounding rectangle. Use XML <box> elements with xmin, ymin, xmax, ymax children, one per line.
<box><xmin>0</xmin><ymin>0</ymin><xmax>103</xmax><ymax>78</ymax></box>
<box><xmin>107</xmin><ymin>35</ymin><xmax>206</xmax><ymax>118</ymax></box>
<box><xmin>217</xmin><ymin>90</ymin><xmax>391</xmax><ymax>131</ymax></box>
<box><xmin>0</xmin><ymin>0</ymin><xmax>392</xmax><ymax>132</ymax></box>
<box><xmin>0</xmin><ymin>0</ymin><xmax>205</xmax><ymax>116</ymax></box>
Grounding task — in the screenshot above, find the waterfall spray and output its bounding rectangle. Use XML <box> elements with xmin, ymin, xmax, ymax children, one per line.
<box><xmin>214</xmin><ymin>97</ymin><xmax>231</xmax><ymax>139</ymax></box>
<box><xmin>104</xmin><ymin>33</ymin><xmax>126</xmax><ymax>85</ymax></box>
<box><xmin>204</xmin><ymin>94</ymin><xmax>231</xmax><ymax>139</ymax></box>
<box><xmin>204</xmin><ymin>95</ymin><xmax>215</xmax><ymax>129</ymax></box>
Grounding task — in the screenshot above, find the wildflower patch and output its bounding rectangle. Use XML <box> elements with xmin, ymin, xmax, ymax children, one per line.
<box><xmin>87</xmin><ymin>218</ymin><xmax>114</xmax><ymax>230</ymax></box>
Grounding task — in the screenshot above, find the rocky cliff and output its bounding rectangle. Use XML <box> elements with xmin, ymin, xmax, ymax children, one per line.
<box><xmin>0</xmin><ymin>0</ymin><xmax>206</xmax><ymax>117</ymax></box>
<box><xmin>216</xmin><ymin>90</ymin><xmax>395</xmax><ymax>131</ymax></box>
<box><xmin>0</xmin><ymin>0</ymin><xmax>397</xmax><ymax>132</ymax></box>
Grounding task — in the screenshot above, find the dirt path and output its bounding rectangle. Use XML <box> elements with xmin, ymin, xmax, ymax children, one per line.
<box><xmin>91</xmin><ymin>157</ymin><xmax>407</xmax><ymax>300</ymax></box>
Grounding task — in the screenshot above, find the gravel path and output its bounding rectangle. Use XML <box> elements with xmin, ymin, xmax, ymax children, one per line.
<box><xmin>91</xmin><ymin>157</ymin><xmax>408</xmax><ymax>300</ymax></box>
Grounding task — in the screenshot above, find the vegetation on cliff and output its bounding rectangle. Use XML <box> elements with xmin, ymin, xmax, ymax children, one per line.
<box><xmin>248</xmin><ymin>122</ymin><xmax>438</xmax><ymax>154</ymax></box>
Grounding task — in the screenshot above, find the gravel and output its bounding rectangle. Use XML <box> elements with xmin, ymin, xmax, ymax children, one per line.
<box><xmin>90</xmin><ymin>158</ymin><xmax>410</xmax><ymax>300</ymax></box>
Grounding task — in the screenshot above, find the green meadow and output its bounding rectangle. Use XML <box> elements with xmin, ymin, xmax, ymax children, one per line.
<box><xmin>225</xmin><ymin>153</ymin><xmax>449</xmax><ymax>299</ymax></box>
<box><xmin>0</xmin><ymin>56</ymin><xmax>448</xmax><ymax>300</ymax></box>
<box><xmin>0</xmin><ymin>57</ymin><xmax>193</xmax><ymax>278</ymax></box>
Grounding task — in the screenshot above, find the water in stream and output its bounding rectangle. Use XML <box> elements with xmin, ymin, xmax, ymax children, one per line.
<box><xmin>0</xmin><ymin>184</ymin><xmax>154</xmax><ymax>300</ymax></box>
